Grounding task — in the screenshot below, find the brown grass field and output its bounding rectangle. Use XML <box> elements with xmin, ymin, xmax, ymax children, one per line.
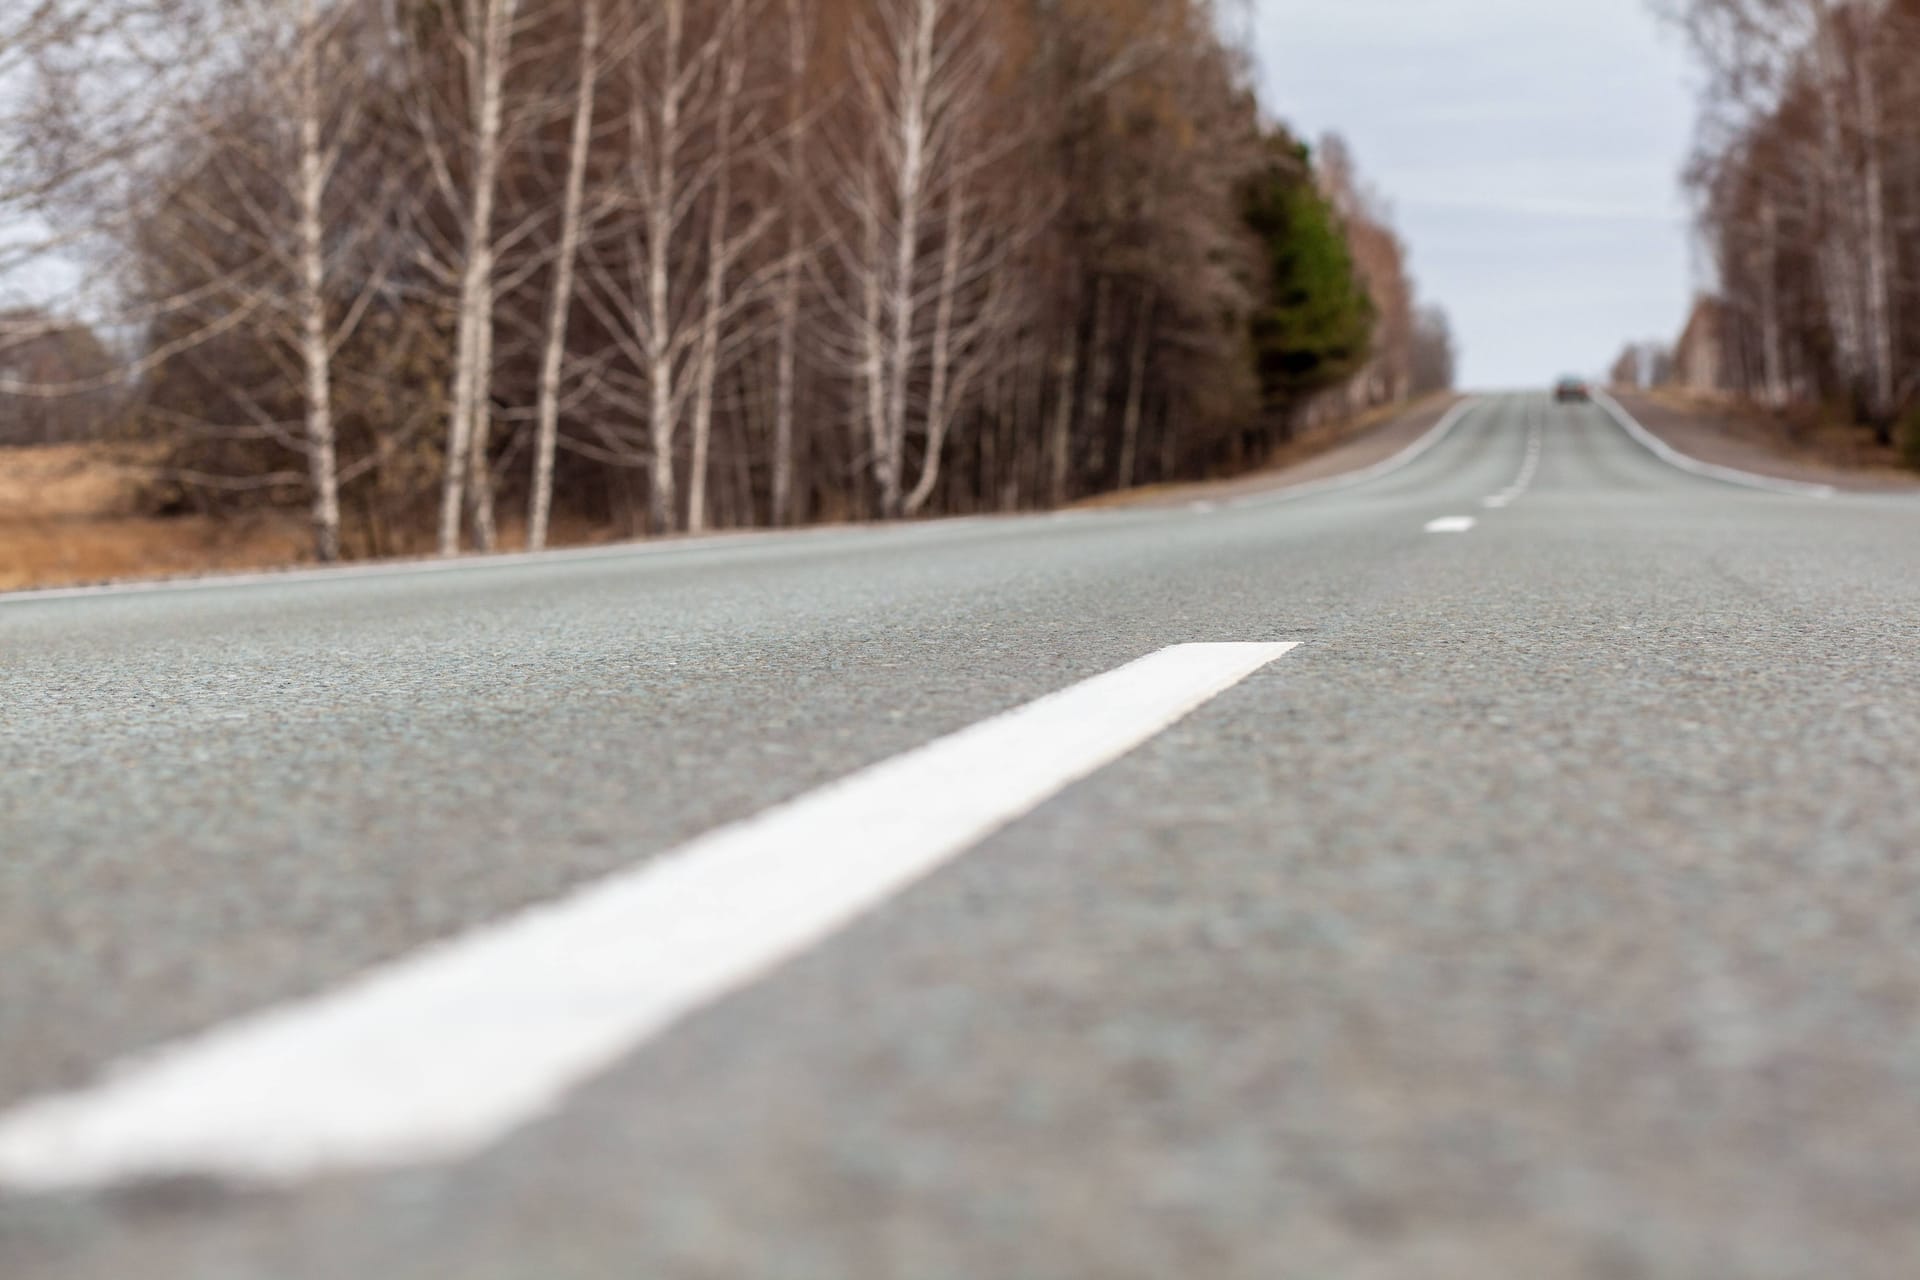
<box><xmin>0</xmin><ymin>446</ymin><xmax>310</xmax><ymax>593</ymax></box>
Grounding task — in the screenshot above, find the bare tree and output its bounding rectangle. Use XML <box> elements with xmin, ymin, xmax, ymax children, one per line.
<box><xmin>429</xmin><ymin>0</ymin><xmax>524</xmax><ymax>555</ymax></box>
<box><xmin>114</xmin><ymin>0</ymin><xmax>399</xmax><ymax>560</ymax></box>
<box><xmin>0</xmin><ymin>1</ymin><xmax>232</xmax><ymax>406</ymax></box>
<box><xmin>527</xmin><ymin>0</ymin><xmax>606</xmax><ymax>551</ymax></box>
<box><xmin>290</xmin><ymin>0</ymin><xmax>345</xmax><ymax>559</ymax></box>
<box><xmin>830</xmin><ymin>0</ymin><xmax>1005</xmax><ymax>518</ymax></box>
<box><xmin>1660</xmin><ymin>0</ymin><xmax>1914</xmax><ymax>424</ymax></box>
<box><xmin>769</xmin><ymin>0</ymin><xmax>814</xmax><ymax>525</ymax></box>
<box><xmin>9</xmin><ymin>0</ymin><xmax>1460</xmax><ymax>565</ymax></box>
<box><xmin>686</xmin><ymin>0</ymin><xmax>753</xmax><ymax>534</ymax></box>
<box><xmin>578</xmin><ymin>0</ymin><xmax>766</xmax><ymax>534</ymax></box>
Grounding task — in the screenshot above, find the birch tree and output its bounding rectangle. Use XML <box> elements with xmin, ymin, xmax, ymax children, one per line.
<box><xmin>769</xmin><ymin>0</ymin><xmax>814</xmax><ymax>525</ymax></box>
<box><xmin>686</xmin><ymin>8</ymin><xmax>748</xmax><ymax>534</ymax></box>
<box><xmin>289</xmin><ymin>0</ymin><xmax>345</xmax><ymax>559</ymax></box>
<box><xmin>111</xmin><ymin>0</ymin><xmax>400</xmax><ymax>560</ymax></box>
<box><xmin>833</xmin><ymin>0</ymin><xmax>1004</xmax><ymax>518</ymax></box>
<box><xmin>580</xmin><ymin>0</ymin><xmax>767</xmax><ymax>534</ymax></box>
<box><xmin>49</xmin><ymin>0</ymin><xmax>1449</xmax><ymax>553</ymax></box>
<box><xmin>527</xmin><ymin>0</ymin><xmax>605</xmax><ymax>551</ymax></box>
<box><xmin>431</xmin><ymin>0</ymin><xmax>523</xmax><ymax>554</ymax></box>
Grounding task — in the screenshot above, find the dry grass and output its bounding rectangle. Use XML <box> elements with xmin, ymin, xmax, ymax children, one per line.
<box><xmin>0</xmin><ymin>443</ymin><xmax>148</xmax><ymax>520</ymax></box>
<box><xmin>1643</xmin><ymin>387</ymin><xmax>1911</xmax><ymax>475</ymax></box>
<box><xmin>0</xmin><ymin>443</ymin><xmax>643</xmax><ymax>593</ymax></box>
<box><xmin>0</xmin><ymin>514</ymin><xmax>312</xmax><ymax>594</ymax></box>
<box><xmin>0</xmin><ymin>444</ymin><xmax>311</xmax><ymax>592</ymax></box>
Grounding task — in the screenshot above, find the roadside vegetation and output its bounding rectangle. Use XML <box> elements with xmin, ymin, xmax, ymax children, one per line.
<box><xmin>1616</xmin><ymin>0</ymin><xmax>1920</xmax><ymax>470</ymax></box>
<box><xmin>0</xmin><ymin>0</ymin><xmax>1453</xmax><ymax>577</ymax></box>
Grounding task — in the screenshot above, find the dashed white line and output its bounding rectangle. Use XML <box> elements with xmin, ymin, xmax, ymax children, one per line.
<box><xmin>0</xmin><ymin>642</ymin><xmax>1301</xmax><ymax>1191</ymax></box>
<box><xmin>1425</xmin><ymin>516</ymin><xmax>1477</xmax><ymax>533</ymax></box>
<box><xmin>1483</xmin><ymin>406</ymin><xmax>1544</xmax><ymax>509</ymax></box>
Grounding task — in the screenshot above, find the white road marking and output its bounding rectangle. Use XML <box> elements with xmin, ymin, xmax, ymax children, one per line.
<box><xmin>0</xmin><ymin>642</ymin><xmax>1300</xmax><ymax>1191</ymax></box>
<box><xmin>1228</xmin><ymin>397</ymin><xmax>1481</xmax><ymax>509</ymax></box>
<box><xmin>1483</xmin><ymin>407</ymin><xmax>1544</xmax><ymax>509</ymax></box>
<box><xmin>1590</xmin><ymin>388</ymin><xmax>1836</xmax><ymax>499</ymax></box>
<box><xmin>1425</xmin><ymin>516</ymin><xmax>1477</xmax><ymax>533</ymax></box>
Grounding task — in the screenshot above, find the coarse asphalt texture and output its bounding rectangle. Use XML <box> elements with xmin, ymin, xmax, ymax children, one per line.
<box><xmin>4</xmin><ymin>394</ymin><xmax>1920</xmax><ymax>1278</ymax></box>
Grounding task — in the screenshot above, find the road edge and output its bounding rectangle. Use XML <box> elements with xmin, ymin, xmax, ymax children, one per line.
<box><xmin>0</xmin><ymin>519</ymin><xmax>1007</xmax><ymax>608</ymax></box>
<box><xmin>1226</xmin><ymin>396</ymin><xmax>1480</xmax><ymax>510</ymax></box>
<box><xmin>1591</xmin><ymin>388</ymin><xmax>1837</xmax><ymax>500</ymax></box>
<box><xmin>0</xmin><ymin>399</ymin><xmax>1474</xmax><ymax>607</ymax></box>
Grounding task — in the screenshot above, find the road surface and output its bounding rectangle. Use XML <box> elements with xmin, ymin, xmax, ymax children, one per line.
<box><xmin>3</xmin><ymin>394</ymin><xmax>1919</xmax><ymax>1278</ymax></box>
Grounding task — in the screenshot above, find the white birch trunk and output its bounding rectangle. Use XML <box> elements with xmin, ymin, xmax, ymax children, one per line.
<box><xmin>904</xmin><ymin>188</ymin><xmax>966</xmax><ymax>515</ymax></box>
<box><xmin>295</xmin><ymin>0</ymin><xmax>341</xmax><ymax>563</ymax></box>
<box><xmin>645</xmin><ymin>0</ymin><xmax>686</xmax><ymax>535</ymax></box>
<box><xmin>878</xmin><ymin>0</ymin><xmax>936</xmax><ymax>519</ymax></box>
<box><xmin>687</xmin><ymin>30</ymin><xmax>743</xmax><ymax>535</ymax></box>
<box><xmin>528</xmin><ymin>0</ymin><xmax>601</xmax><ymax>551</ymax></box>
<box><xmin>439</xmin><ymin>0</ymin><xmax>517</xmax><ymax>555</ymax></box>
<box><xmin>860</xmin><ymin>168</ymin><xmax>889</xmax><ymax>513</ymax></box>
<box><xmin>771</xmin><ymin>0</ymin><xmax>807</xmax><ymax>527</ymax></box>
<box><xmin>467</xmin><ymin>313</ymin><xmax>497</xmax><ymax>550</ymax></box>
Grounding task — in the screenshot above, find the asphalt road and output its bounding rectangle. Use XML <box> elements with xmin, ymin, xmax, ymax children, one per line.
<box><xmin>4</xmin><ymin>394</ymin><xmax>1920</xmax><ymax>1278</ymax></box>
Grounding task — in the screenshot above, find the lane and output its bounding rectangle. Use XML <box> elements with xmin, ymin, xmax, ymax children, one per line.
<box><xmin>0</xmin><ymin>644</ymin><xmax>1300</xmax><ymax>1189</ymax></box>
<box><xmin>1339</xmin><ymin>392</ymin><xmax>1528</xmax><ymax>507</ymax></box>
<box><xmin>1479</xmin><ymin>400</ymin><xmax>1541</xmax><ymax>508</ymax></box>
<box><xmin>263</xmin><ymin>480</ymin><xmax>1918</xmax><ymax>1280</ymax></box>
<box><xmin>1542</xmin><ymin>396</ymin><xmax>1711</xmax><ymax>500</ymax></box>
<box><xmin>7</xmin><ymin>394</ymin><xmax>1920</xmax><ymax>1278</ymax></box>
<box><xmin>0</xmin><ymin>399</ymin><xmax>1495</xmax><ymax>1109</ymax></box>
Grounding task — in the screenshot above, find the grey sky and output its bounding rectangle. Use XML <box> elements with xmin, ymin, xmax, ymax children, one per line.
<box><xmin>1253</xmin><ymin>0</ymin><xmax>1707</xmax><ymax>389</ymax></box>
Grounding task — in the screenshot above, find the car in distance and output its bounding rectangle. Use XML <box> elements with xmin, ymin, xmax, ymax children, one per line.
<box><xmin>1554</xmin><ymin>376</ymin><xmax>1590</xmax><ymax>404</ymax></box>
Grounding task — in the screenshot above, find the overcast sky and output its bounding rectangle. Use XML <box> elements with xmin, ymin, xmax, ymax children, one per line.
<box><xmin>1252</xmin><ymin>0</ymin><xmax>1707</xmax><ymax>389</ymax></box>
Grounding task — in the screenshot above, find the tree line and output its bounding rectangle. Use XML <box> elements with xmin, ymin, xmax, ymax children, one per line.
<box><xmin>1641</xmin><ymin>0</ymin><xmax>1918</xmax><ymax>456</ymax></box>
<box><xmin>2</xmin><ymin>0</ymin><xmax>1455</xmax><ymax>560</ymax></box>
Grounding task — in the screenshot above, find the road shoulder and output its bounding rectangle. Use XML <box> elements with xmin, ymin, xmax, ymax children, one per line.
<box><xmin>1075</xmin><ymin>394</ymin><xmax>1462</xmax><ymax>511</ymax></box>
<box><xmin>1611</xmin><ymin>390</ymin><xmax>1920</xmax><ymax>495</ymax></box>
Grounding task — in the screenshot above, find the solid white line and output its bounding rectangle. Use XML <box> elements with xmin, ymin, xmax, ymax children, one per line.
<box><xmin>1227</xmin><ymin>397</ymin><xmax>1481</xmax><ymax>509</ymax></box>
<box><xmin>1425</xmin><ymin>516</ymin><xmax>1477</xmax><ymax>533</ymax></box>
<box><xmin>1590</xmin><ymin>388</ymin><xmax>1836</xmax><ymax>499</ymax></box>
<box><xmin>0</xmin><ymin>642</ymin><xmax>1300</xmax><ymax>1191</ymax></box>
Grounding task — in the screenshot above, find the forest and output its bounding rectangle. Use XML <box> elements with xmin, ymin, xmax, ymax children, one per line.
<box><xmin>0</xmin><ymin>0</ymin><xmax>1454</xmax><ymax>561</ymax></box>
<box><xmin>1644</xmin><ymin>0</ymin><xmax>1919</xmax><ymax>460</ymax></box>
